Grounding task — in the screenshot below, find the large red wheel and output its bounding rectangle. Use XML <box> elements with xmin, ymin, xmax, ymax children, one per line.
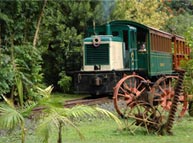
<box><xmin>152</xmin><ymin>76</ymin><xmax>188</xmax><ymax>117</ymax></box>
<box><xmin>113</xmin><ymin>73</ymin><xmax>147</xmax><ymax>117</ymax></box>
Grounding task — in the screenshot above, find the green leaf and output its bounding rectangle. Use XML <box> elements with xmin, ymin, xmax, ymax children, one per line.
<box><xmin>1</xmin><ymin>95</ymin><xmax>15</xmax><ymax>108</ymax></box>
<box><xmin>0</xmin><ymin>104</ymin><xmax>24</xmax><ymax>129</ymax></box>
<box><xmin>15</xmin><ymin>77</ymin><xmax>24</xmax><ymax>107</ymax></box>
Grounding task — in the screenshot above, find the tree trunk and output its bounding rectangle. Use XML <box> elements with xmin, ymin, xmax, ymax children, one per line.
<box><xmin>57</xmin><ymin>122</ymin><xmax>62</xmax><ymax>143</ymax></box>
<box><xmin>33</xmin><ymin>0</ymin><xmax>47</xmax><ymax>48</ymax></box>
<box><xmin>21</xmin><ymin>122</ymin><xmax>26</xmax><ymax>143</ymax></box>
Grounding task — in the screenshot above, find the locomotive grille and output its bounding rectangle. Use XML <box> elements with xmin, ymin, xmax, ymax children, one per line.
<box><xmin>85</xmin><ymin>44</ymin><xmax>109</xmax><ymax>65</ymax></box>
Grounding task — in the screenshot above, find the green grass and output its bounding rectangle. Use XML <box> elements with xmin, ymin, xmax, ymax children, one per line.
<box><xmin>1</xmin><ymin>114</ymin><xmax>193</xmax><ymax>143</ymax></box>
<box><xmin>52</xmin><ymin>92</ymin><xmax>89</xmax><ymax>100</ymax></box>
<box><xmin>1</xmin><ymin>93</ymin><xmax>193</xmax><ymax>143</ymax></box>
<box><xmin>61</xmin><ymin>115</ymin><xmax>193</xmax><ymax>143</ymax></box>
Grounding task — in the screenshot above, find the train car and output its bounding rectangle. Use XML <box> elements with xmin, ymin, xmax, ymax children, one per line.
<box><xmin>172</xmin><ymin>34</ymin><xmax>191</xmax><ymax>69</ymax></box>
<box><xmin>72</xmin><ymin>20</ymin><xmax>190</xmax><ymax>96</ymax></box>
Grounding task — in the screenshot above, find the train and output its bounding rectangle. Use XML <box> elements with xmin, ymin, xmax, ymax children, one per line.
<box><xmin>70</xmin><ymin>20</ymin><xmax>193</xmax><ymax>133</ymax></box>
<box><xmin>70</xmin><ymin>20</ymin><xmax>193</xmax><ymax>127</ymax></box>
<box><xmin>72</xmin><ymin>20</ymin><xmax>190</xmax><ymax>96</ymax></box>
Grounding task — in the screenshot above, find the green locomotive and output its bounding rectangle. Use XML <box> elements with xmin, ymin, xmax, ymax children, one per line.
<box><xmin>73</xmin><ymin>20</ymin><xmax>190</xmax><ymax>96</ymax></box>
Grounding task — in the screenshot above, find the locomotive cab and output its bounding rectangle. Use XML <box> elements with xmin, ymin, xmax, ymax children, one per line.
<box><xmin>84</xmin><ymin>24</ymin><xmax>138</xmax><ymax>71</ymax></box>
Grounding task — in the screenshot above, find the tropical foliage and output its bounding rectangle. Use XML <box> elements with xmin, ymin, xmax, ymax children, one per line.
<box><xmin>0</xmin><ymin>0</ymin><xmax>193</xmax><ymax>100</ymax></box>
<box><xmin>163</xmin><ymin>0</ymin><xmax>193</xmax><ymax>35</ymax></box>
<box><xmin>0</xmin><ymin>96</ymin><xmax>36</xmax><ymax>143</ymax></box>
<box><xmin>0</xmin><ymin>85</ymin><xmax>122</xmax><ymax>143</ymax></box>
<box><xmin>0</xmin><ymin>0</ymin><xmax>193</xmax><ymax>142</ymax></box>
<box><xmin>116</xmin><ymin>0</ymin><xmax>171</xmax><ymax>29</ymax></box>
<box><xmin>0</xmin><ymin>1</ymin><xmax>44</xmax><ymax>102</ymax></box>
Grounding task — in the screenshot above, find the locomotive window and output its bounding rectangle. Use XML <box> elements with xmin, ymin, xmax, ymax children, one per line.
<box><xmin>99</xmin><ymin>32</ymin><xmax>105</xmax><ymax>35</ymax></box>
<box><xmin>123</xmin><ymin>30</ymin><xmax>128</xmax><ymax>50</ymax></box>
<box><xmin>131</xmin><ymin>31</ymin><xmax>136</xmax><ymax>48</ymax></box>
<box><xmin>112</xmin><ymin>31</ymin><xmax>119</xmax><ymax>36</ymax></box>
<box><xmin>137</xmin><ymin>31</ymin><xmax>146</xmax><ymax>42</ymax></box>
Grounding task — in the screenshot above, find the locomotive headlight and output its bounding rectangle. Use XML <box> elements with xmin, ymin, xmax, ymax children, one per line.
<box><xmin>93</xmin><ymin>36</ymin><xmax>101</xmax><ymax>47</ymax></box>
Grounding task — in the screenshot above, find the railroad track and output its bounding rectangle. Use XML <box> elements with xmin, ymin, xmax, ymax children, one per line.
<box><xmin>32</xmin><ymin>96</ymin><xmax>112</xmax><ymax>114</ymax></box>
<box><xmin>64</xmin><ymin>96</ymin><xmax>112</xmax><ymax>108</ymax></box>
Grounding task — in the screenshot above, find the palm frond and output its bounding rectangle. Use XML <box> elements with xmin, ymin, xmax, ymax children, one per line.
<box><xmin>64</xmin><ymin>105</ymin><xmax>98</xmax><ymax>118</ymax></box>
<box><xmin>53</xmin><ymin>111</ymin><xmax>84</xmax><ymax>139</ymax></box>
<box><xmin>33</xmin><ymin>86</ymin><xmax>122</xmax><ymax>142</ymax></box>
<box><xmin>37</xmin><ymin>96</ymin><xmax>64</xmax><ymax>108</ymax></box>
<box><xmin>36</xmin><ymin>110</ymin><xmax>84</xmax><ymax>142</ymax></box>
<box><xmin>36</xmin><ymin>85</ymin><xmax>54</xmax><ymax>98</ymax></box>
<box><xmin>0</xmin><ymin>104</ymin><xmax>24</xmax><ymax>129</ymax></box>
<box><xmin>36</xmin><ymin>115</ymin><xmax>55</xmax><ymax>143</ymax></box>
<box><xmin>63</xmin><ymin>105</ymin><xmax>123</xmax><ymax>129</ymax></box>
<box><xmin>94</xmin><ymin>106</ymin><xmax>123</xmax><ymax>129</ymax></box>
<box><xmin>20</xmin><ymin>102</ymin><xmax>38</xmax><ymax>118</ymax></box>
<box><xmin>1</xmin><ymin>94</ymin><xmax>15</xmax><ymax>108</ymax></box>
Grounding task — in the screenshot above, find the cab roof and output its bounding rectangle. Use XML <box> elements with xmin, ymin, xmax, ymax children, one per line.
<box><xmin>109</xmin><ymin>20</ymin><xmax>173</xmax><ymax>39</ymax></box>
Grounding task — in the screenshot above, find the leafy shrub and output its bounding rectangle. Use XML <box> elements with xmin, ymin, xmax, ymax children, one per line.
<box><xmin>57</xmin><ymin>71</ymin><xmax>72</xmax><ymax>93</ymax></box>
<box><xmin>0</xmin><ymin>51</ymin><xmax>14</xmax><ymax>96</ymax></box>
<box><xmin>0</xmin><ymin>44</ymin><xmax>43</xmax><ymax>102</ymax></box>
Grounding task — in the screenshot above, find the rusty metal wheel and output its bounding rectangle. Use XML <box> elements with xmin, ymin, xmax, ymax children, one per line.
<box><xmin>152</xmin><ymin>76</ymin><xmax>188</xmax><ymax>118</ymax></box>
<box><xmin>123</xmin><ymin>101</ymin><xmax>162</xmax><ymax>134</ymax></box>
<box><xmin>113</xmin><ymin>73</ymin><xmax>147</xmax><ymax>117</ymax></box>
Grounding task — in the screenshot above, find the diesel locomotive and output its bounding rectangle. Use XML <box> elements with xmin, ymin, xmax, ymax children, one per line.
<box><xmin>72</xmin><ymin>20</ymin><xmax>190</xmax><ymax>96</ymax></box>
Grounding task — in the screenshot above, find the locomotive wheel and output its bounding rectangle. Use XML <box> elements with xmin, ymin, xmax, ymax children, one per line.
<box><xmin>152</xmin><ymin>76</ymin><xmax>188</xmax><ymax>117</ymax></box>
<box><xmin>113</xmin><ymin>74</ymin><xmax>147</xmax><ymax>117</ymax></box>
<box><xmin>123</xmin><ymin>101</ymin><xmax>162</xmax><ymax>134</ymax></box>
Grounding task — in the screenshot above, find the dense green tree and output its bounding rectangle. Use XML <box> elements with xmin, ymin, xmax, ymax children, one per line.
<box><xmin>0</xmin><ymin>1</ymin><xmax>43</xmax><ymax>46</ymax></box>
<box><xmin>40</xmin><ymin>1</ymin><xmax>92</xmax><ymax>89</ymax></box>
<box><xmin>0</xmin><ymin>1</ymin><xmax>44</xmax><ymax>102</ymax></box>
<box><xmin>115</xmin><ymin>0</ymin><xmax>171</xmax><ymax>29</ymax></box>
<box><xmin>164</xmin><ymin>13</ymin><xmax>193</xmax><ymax>35</ymax></box>
<box><xmin>40</xmin><ymin>0</ymin><xmax>120</xmax><ymax>90</ymax></box>
<box><xmin>163</xmin><ymin>0</ymin><xmax>193</xmax><ymax>35</ymax></box>
<box><xmin>164</xmin><ymin>0</ymin><xmax>193</xmax><ymax>15</ymax></box>
<box><xmin>181</xmin><ymin>26</ymin><xmax>193</xmax><ymax>95</ymax></box>
<box><xmin>185</xmin><ymin>26</ymin><xmax>193</xmax><ymax>47</ymax></box>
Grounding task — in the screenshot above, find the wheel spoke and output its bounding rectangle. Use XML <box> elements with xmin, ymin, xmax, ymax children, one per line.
<box><xmin>119</xmin><ymin>86</ymin><xmax>128</xmax><ymax>94</ymax></box>
<box><xmin>134</xmin><ymin>77</ymin><xmax>137</xmax><ymax>89</ymax></box>
<box><xmin>136</xmin><ymin>82</ymin><xmax>143</xmax><ymax>90</ymax></box>
<box><xmin>158</xmin><ymin>85</ymin><xmax>167</xmax><ymax>95</ymax></box>
<box><xmin>123</xmin><ymin>82</ymin><xmax>132</xmax><ymax>93</ymax></box>
<box><xmin>168</xmin><ymin>79</ymin><xmax>172</xmax><ymax>91</ymax></box>
<box><xmin>117</xmin><ymin>93</ymin><xmax>129</xmax><ymax>98</ymax></box>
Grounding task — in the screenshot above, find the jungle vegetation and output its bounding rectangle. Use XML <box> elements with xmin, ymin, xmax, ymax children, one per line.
<box><xmin>0</xmin><ymin>1</ymin><xmax>193</xmax><ymax>143</ymax></box>
<box><xmin>0</xmin><ymin>0</ymin><xmax>193</xmax><ymax>103</ymax></box>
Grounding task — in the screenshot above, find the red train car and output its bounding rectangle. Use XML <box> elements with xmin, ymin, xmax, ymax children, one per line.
<box><xmin>172</xmin><ymin>35</ymin><xmax>191</xmax><ymax>69</ymax></box>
